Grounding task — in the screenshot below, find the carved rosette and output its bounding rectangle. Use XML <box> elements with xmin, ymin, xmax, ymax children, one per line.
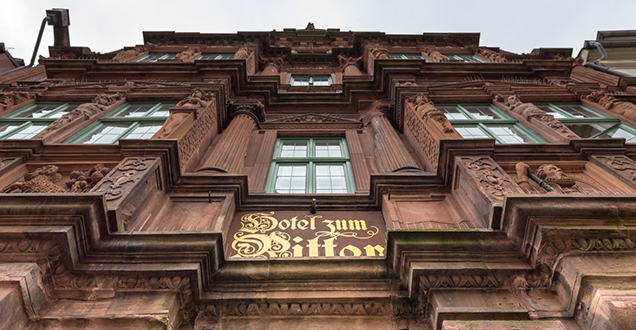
<box><xmin>404</xmin><ymin>94</ymin><xmax>461</xmax><ymax>171</ymax></box>
<box><xmin>112</xmin><ymin>46</ymin><xmax>148</xmax><ymax>62</ymax></box>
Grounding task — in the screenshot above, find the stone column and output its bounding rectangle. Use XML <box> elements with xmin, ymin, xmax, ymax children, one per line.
<box><xmin>196</xmin><ymin>113</ymin><xmax>257</xmax><ymax>173</ymax></box>
<box><xmin>363</xmin><ymin>107</ymin><xmax>420</xmax><ymax>173</ymax></box>
<box><xmin>249</xmin><ymin>130</ymin><xmax>277</xmax><ymax>193</ymax></box>
<box><xmin>345</xmin><ymin>129</ymin><xmax>370</xmax><ymax>192</ymax></box>
<box><xmin>403</xmin><ymin>94</ymin><xmax>462</xmax><ymax>171</ymax></box>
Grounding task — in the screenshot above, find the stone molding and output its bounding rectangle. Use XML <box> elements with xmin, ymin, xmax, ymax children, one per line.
<box><xmin>0</xmin><ymin>91</ymin><xmax>35</xmax><ymax>116</ymax></box>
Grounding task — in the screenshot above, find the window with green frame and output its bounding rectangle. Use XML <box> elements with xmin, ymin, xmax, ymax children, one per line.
<box><xmin>437</xmin><ymin>104</ymin><xmax>546</xmax><ymax>144</ymax></box>
<box><xmin>388</xmin><ymin>54</ymin><xmax>429</xmax><ymax>61</ymax></box>
<box><xmin>66</xmin><ymin>102</ymin><xmax>175</xmax><ymax>144</ymax></box>
<box><xmin>266</xmin><ymin>138</ymin><xmax>355</xmax><ymax>194</ymax></box>
<box><xmin>133</xmin><ymin>54</ymin><xmax>177</xmax><ymax>62</ymax></box>
<box><xmin>195</xmin><ymin>54</ymin><xmax>234</xmax><ymax>60</ymax></box>
<box><xmin>0</xmin><ymin>102</ymin><xmax>81</xmax><ymax>139</ymax></box>
<box><xmin>290</xmin><ymin>75</ymin><xmax>332</xmax><ymax>87</ymax></box>
<box><xmin>534</xmin><ymin>103</ymin><xmax>636</xmax><ymax>142</ymax></box>
<box><xmin>444</xmin><ymin>54</ymin><xmax>487</xmax><ymax>63</ymax></box>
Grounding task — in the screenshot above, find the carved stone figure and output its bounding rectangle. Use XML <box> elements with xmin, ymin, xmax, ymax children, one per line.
<box><xmin>112</xmin><ymin>47</ymin><xmax>148</xmax><ymax>62</ymax></box>
<box><xmin>0</xmin><ymin>91</ymin><xmax>33</xmax><ymax>113</ymax></box>
<box><xmin>585</xmin><ymin>91</ymin><xmax>636</xmax><ymax>121</ymax></box>
<box><xmin>499</xmin><ymin>94</ymin><xmax>578</xmax><ymax>139</ymax></box>
<box><xmin>234</xmin><ymin>47</ymin><xmax>253</xmax><ymax>60</ymax></box>
<box><xmin>66</xmin><ymin>164</ymin><xmax>111</xmax><ymax>193</ymax></box>
<box><xmin>157</xmin><ymin>112</ymin><xmax>189</xmax><ymax>139</ymax></box>
<box><xmin>175</xmin><ymin>47</ymin><xmax>200</xmax><ymax>61</ymax></box>
<box><xmin>176</xmin><ymin>89</ymin><xmax>213</xmax><ymax>108</ymax></box>
<box><xmin>421</xmin><ymin>47</ymin><xmax>448</xmax><ymax>62</ymax></box>
<box><xmin>407</xmin><ymin>94</ymin><xmax>456</xmax><ymax>135</ymax></box>
<box><xmin>515</xmin><ymin>162</ymin><xmax>532</xmax><ymax>191</ymax></box>
<box><xmin>2</xmin><ymin>165</ymin><xmax>65</xmax><ymax>193</ymax></box>
<box><xmin>535</xmin><ymin>164</ymin><xmax>576</xmax><ymax>188</ymax></box>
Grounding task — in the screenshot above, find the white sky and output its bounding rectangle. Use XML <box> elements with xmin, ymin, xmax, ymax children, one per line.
<box><xmin>1</xmin><ymin>0</ymin><xmax>635</xmax><ymax>62</ymax></box>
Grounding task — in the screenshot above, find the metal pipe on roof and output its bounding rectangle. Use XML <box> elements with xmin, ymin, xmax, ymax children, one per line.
<box><xmin>584</xmin><ymin>62</ymin><xmax>635</xmax><ymax>78</ymax></box>
<box><xmin>0</xmin><ymin>16</ymin><xmax>50</xmax><ymax>77</ymax></box>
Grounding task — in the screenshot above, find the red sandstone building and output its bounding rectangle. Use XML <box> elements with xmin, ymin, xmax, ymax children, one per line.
<box><xmin>1</xmin><ymin>10</ymin><xmax>636</xmax><ymax>330</ymax></box>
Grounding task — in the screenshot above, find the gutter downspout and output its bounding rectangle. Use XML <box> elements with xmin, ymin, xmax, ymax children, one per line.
<box><xmin>583</xmin><ymin>41</ymin><xmax>635</xmax><ymax>78</ymax></box>
<box><xmin>0</xmin><ymin>16</ymin><xmax>50</xmax><ymax>77</ymax></box>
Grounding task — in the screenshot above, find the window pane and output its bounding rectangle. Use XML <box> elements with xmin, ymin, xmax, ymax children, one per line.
<box><xmin>537</xmin><ymin>106</ymin><xmax>568</xmax><ymax>119</ymax></box>
<box><xmin>197</xmin><ymin>54</ymin><xmax>233</xmax><ymax>60</ymax></box>
<box><xmin>3</xmin><ymin>124</ymin><xmax>47</xmax><ymax>139</ymax></box>
<box><xmin>315</xmin><ymin>141</ymin><xmax>342</xmax><ymax>157</ymax></box>
<box><xmin>446</xmin><ymin>54</ymin><xmax>487</xmax><ymax>63</ymax></box>
<box><xmin>559</xmin><ymin>105</ymin><xmax>600</xmax><ymax>118</ymax></box>
<box><xmin>315</xmin><ymin>165</ymin><xmax>347</xmax><ymax>193</ymax></box>
<box><xmin>137</xmin><ymin>54</ymin><xmax>176</xmax><ymax>62</ymax></box>
<box><xmin>455</xmin><ymin>126</ymin><xmax>490</xmax><ymax>139</ymax></box>
<box><xmin>77</xmin><ymin>124</ymin><xmax>131</xmax><ymax>144</ymax></box>
<box><xmin>13</xmin><ymin>104</ymin><xmax>64</xmax><ymax>118</ymax></box>
<box><xmin>115</xmin><ymin>104</ymin><xmax>155</xmax><ymax>118</ymax></box>
<box><xmin>566</xmin><ymin>122</ymin><xmax>615</xmax><ymax>138</ymax></box>
<box><xmin>280</xmin><ymin>141</ymin><xmax>307</xmax><ymax>157</ymax></box>
<box><xmin>439</xmin><ymin>106</ymin><xmax>469</xmax><ymax>120</ymax></box>
<box><xmin>0</xmin><ymin>123</ymin><xmax>22</xmax><ymax>137</ymax></box>
<box><xmin>463</xmin><ymin>106</ymin><xmax>502</xmax><ymax>120</ymax></box>
<box><xmin>487</xmin><ymin>125</ymin><xmax>535</xmax><ymax>144</ymax></box>
<box><xmin>124</xmin><ymin>123</ymin><xmax>164</xmax><ymax>139</ymax></box>
<box><xmin>597</xmin><ymin>126</ymin><xmax>636</xmax><ymax>142</ymax></box>
<box><xmin>291</xmin><ymin>77</ymin><xmax>310</xmax><ymax>86</ymax></box>
<box><xmin>312</xmin><ymin>76</ymin><xmax>331</xmax><ymax>86</ymax></box>
<box><xmin>149</xmin><ymin>104</ymin><xmax>173</xmax><ymax>117</ymax></box>
<box><xmin>275</xmin><ymin>165</ymin><xmax>306</xmax><ymax>193</ymax></box>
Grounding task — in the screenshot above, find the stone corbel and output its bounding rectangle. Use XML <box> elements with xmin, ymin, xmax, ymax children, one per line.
<box><xmin>493</xmin><ymin>94</ymin><xmax>579</xmax><ymax>143</ymax></box>
<box><xmin>421</xmin><ymin>47</ymin><xmax>448</xmax><ymax>62</ymax></box>
<box><xmin>471</xmin><ymin>47</ymin><xmax>506</xmax><ymax>63</ymax></box>
<box><xmin>112</xmin><ymin>46</ymin><xmax>149</xmax><ymax>63</ymax></box>
<box><xmin>338</xmin><ymin>55</ymin><xmax>363</xmax><ymax>75</ymax></box>
<box><xmin>33</xmin><ymin>93</ymin><xmax>125</xmax><ymax>143</ymax></box>
<box><xmin>582</xmin><ymin>91</ymin><xmax>636</xmax><ymax>128</ymax></box>
<box><xmin>403</xmin><ymin>94</ymin><xmax>461</xmax><ymax>171</ymax></box>
<box><xmin>174</xmin><ymin>47</ymin><xmax>201</xmax><ymax>62</ymax></box>
<box><xmin>0</xmin><ymin>91</ymin><xmax>35</xmax><ymax>116</ymax></box>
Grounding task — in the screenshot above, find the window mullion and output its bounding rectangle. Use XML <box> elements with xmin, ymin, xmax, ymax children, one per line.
<box><xmin>478</xmin><ymin>124</ymin><xmax>502</xmax><ymax>143</ymax></box>
<box><xmin>116</xmin><ymin>122</ymin><xmax>139</xmax><ymax>142</ymax></box>
<box><xmin>0</xmin><ymin>122</ymin><xmax>30</xmax><ymax>139</ymax></box>
<box><xmin>307</xmin><ymin>162</ymin><xmax>314</xmax><ymax>193</ymax></box>
<box><xmin>590</xmin><ymin>123</ymin><xmax>620</xmax><ymax>139</ymax></box>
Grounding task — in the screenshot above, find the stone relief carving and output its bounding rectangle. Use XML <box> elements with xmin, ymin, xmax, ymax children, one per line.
<box><xmin>472</xmin><ymin>47</ymin><xmax>506</xmax><ymax>63</ymax></box>
<box><xmin>421</xmin><ymin>47</ymin><xmax>448</xmax><ymax>62</ymax></box>
<box><xmin>0</xmin><ymin>91</ymin><xmax>34</xmax><ymax>113</ymax></box>
<box><xmin>234</xmin><ymin>46</ymin><xmax>253</xmax><ymax>60</ymax></box>
<box><xmin>464</xmin><ymin>157</ymin><xmax>515</xmax><ymax>201</ymax></box>
<box><xmin>66</xmin><ymin>164</ymin><xmax>111</xmax><ymax>193</ymax></box>
<box><xmin>278</xmin><ymin>114</ymin><xmax>339</xmax><ymax>123</ymax></box>
<box><xmin>35</xmin><ymin>92</ymin><xmax>123</xmax><ymax>138</ymax></box>
<box><xmin>112</xmin><ymin>46</ymin><xmax>148</xmax><ymax>62</ymax></box>
<box><xmin>595</xmin><ymin>156</ymin><xmax>636</xmax><ymax>182</ymax></box>
<box><xmin>514</xmin><ymin>162</ymin><xmax>611</xmax><ymax>194</ymax></box>
<box><xmin>204</xmin><ymin>302</ymin><xmax>392</xmax><ymax>318</ymax></box>
<box><xmin>338</xmin><ymin>55</ymin><xmax>362</xmax><ymax>69</ymax></box>
<box><xmin>175</xmin><ymin>47</ymin><xmax>201</xmax><ymax>61</ymax></box>
<box><xmin>2</xmin><ymin>165</ymin><xmax>66</xmax><ymax>193</ymax></box>
<box><xmin>498</xmin><ymin>94</ymin><xmax>579</xmax><ymax>139</ymax></box>
<box><xmin>172</xmin><ymin>91</ymin><xmax>217</xmax><ymax>170</ymax></box>
<box><xmin>584</xmin><ymin>91</ymin><xmax>636</xmax><ymax>122</ymax></box>
<box><xmin>91</xmin><ymin>158</ymin><xmax>153</xmax><ymax>201</ymax></box>
<box><xmin>260</xmin><ymin>56</ymin><xmax>285</xmax><ymax>71</ymax></box>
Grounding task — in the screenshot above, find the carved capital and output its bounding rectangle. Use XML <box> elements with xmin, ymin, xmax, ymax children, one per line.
<box><xmin>234</xmin><ymin>46</ymin><xmax>253</xmax><ymax>59</ymax></box>
<box><xmin>260</xmin><ymin>56</ymin><xmax>285</xmax><ymax>71</ymax></box>
<box><xmin>338</xmin><ymin>55</ymin><xmax>362</xmax><ymax>68</ymax></box>
<box><xmin>174</xmin><ymin>47</ymin><xmax>201</xmax><ymax>62</ymax></box>
<box><xmin>369</xmin><ymin>47</ymin><xmax>389</xmax><ymax>59</ymax></box>
<box><xmin>421</xmin><ymin>47</ymin><xmax>448</xmax><ymax>62</ymax></box>
<box><xmin>229</xmin><ymin>99</ymin><xmax>265</xmax><ymax>123</ymax></box>
<box><xmin>472</xmin><ymin>47</ymin><xmax>506</xmax><ymax>63</ymax></box>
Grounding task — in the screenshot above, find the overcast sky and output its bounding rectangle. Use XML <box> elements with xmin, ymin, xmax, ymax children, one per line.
<box><xmin>2</xmin><ymin>0</ymin><xmax>636</xmax><ymax>62</ymax></box>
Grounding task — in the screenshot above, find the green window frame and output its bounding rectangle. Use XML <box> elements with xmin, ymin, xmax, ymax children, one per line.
<box><xmin>195</xmin><ymin>54</ymin><xmax>234</xmax><ymax>60</ymax></box>
<box><xmin>388</xmin><ymin>54</ymin><xmax>429</xmax><ymax>61</ymax></box>
<box><xmin>290</xmin><ymin>75</ymin><xmax>332</xmax><ymax>87</ymax></box>
<box><xmin>266</xmin><ymin>138</ymin><xmax>355</xmax><ymax>194</ymax></box>
<box><xmin>65</xmin><ymin>102</ymin><xmax>175</xmax><ymax>144</ymax></box>
<box><xmin>0</xmin><ymin>102</ymin><xmax>81</xmax><ymax>139</ymax></box>
<box><xmin>445</xmin><ymin>54</ymin><xmax>487</xmax><ymax>63</ymax></box>
<box><xmin>437</xmin><ymin>104</ymin><xmax>546</xmax><ymax>144</ymax></box>
<box><xmin>534</xmin><ymin>103</ymin><xmax>636</xmax><ymax>142</ymax></box>
<box><xmin>133</xmin><ymin>54</ymin><xmax>177</xmax><ymax>62</ymax></box>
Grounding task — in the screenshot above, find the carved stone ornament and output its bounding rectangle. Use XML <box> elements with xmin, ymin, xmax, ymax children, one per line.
<box><xmin>175</xmin><ymin>47</ymin><xmax>201</xmax><ymax>61</ymax></box>
<box><xmin>584</xmin><ymin>91</ymin><xmax>636</xmax><ymax>122</ymax></box>
<box><xmin>178</xmin><ymin>94</ymin><xmax>217</xmax><ymax>171</ymax></box>
<box><xmin>203</xmin><ymin>302</ymin><xmax>393</xmax><ymax>318</ymax></box>
<box><xmin>464</xmin><ymin>157</ymin><xmax>514</xmax><ymax>201</ymax></box>
<box><xmin>91</xmin><ymin>157</ymin><xmax>153</xmax><ymax>201</ymax></box>
<box><xmin>0</xmin><ymin>91</ymin><xmax>34</xmax><ymax>113</ymax></box>
<box><xmin>2</xmin><ymin>164</ymin><xmax>111</xmax><ymax>193</ymax></box>
<box><xmin>66</xmin><ymin>164</ymin><xmax>112</xmax><ymax>192</ymax></box>
<box><xmin>35</xmin><ymin>92</ymin><xmax>123</xmax><ymax>138</ymax></box>
<box><xmin>498</xmin><ymin>94</ymin><xmax>578</xmax><ymax>139</ymax></box>
<box><xmin>112</xmin><ymin>46</ymin><xmax>148</xmax><ymax>62</ymax></box>
<box><xmin>421</xmin><ymin>47</ymin><xmax>448</xmax><ymax>62</ymax></box>
<box><xmin>473</xmin><ymin>47</ymin><xmax>506</xmax><ymax>63</ymax></box>
<box><xmin>407</xmin><ymin>94</ymin><xmax>456</xmax><ymax>135</ymax></box>
<box><xmin>260</xmin><ymin>56</ymin><xmax>285</xmax><ymax>70</ymax></box>
<box><xmin>370</xmin><ymin>47</ymin><xmax>389</xmax><ymax>59</ymax></box>
<box><xmin>234</xmin><ymin>46</ymin><xmax>253</xmax><ymax>60</ymax></box>
<box><xmin>338</xmin><ymin>55</ymin><xmax>362</xmax><ymax>68</ymax></box>
<box><xmin>596</xmin><ymin>155</ymin><xmax>636</xmax><ymax>182</ymax></box>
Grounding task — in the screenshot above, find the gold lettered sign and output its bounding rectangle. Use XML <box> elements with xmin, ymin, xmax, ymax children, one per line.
<box><xmin>226</xmin><ymin>211</ymin><xmax>387</xmax><ymax>259</ymax></box>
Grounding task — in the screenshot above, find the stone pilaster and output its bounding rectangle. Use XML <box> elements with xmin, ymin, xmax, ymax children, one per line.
<box><xmin>345</xmin><ymin>129</ymin><xmax>371</xmax><ymax>192</ymax></box>
<box><xmin>196</xmin><ymin>113</ymin><xmax>257</xmax><ymax>173</ymax></box>
<box><xmin>403</xmin><ymin>94</ymin><xmax>462</xmax><ymax>171</ymax></box>
<box><xmin>364</xmin><ymin>107</ymin><xmax>420</xmax><ymax>173</ymax></box>
<box><xmin>249</xmin><ymin>129</ymin><xmax>277</xmax><ymax>193</ymax></box>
